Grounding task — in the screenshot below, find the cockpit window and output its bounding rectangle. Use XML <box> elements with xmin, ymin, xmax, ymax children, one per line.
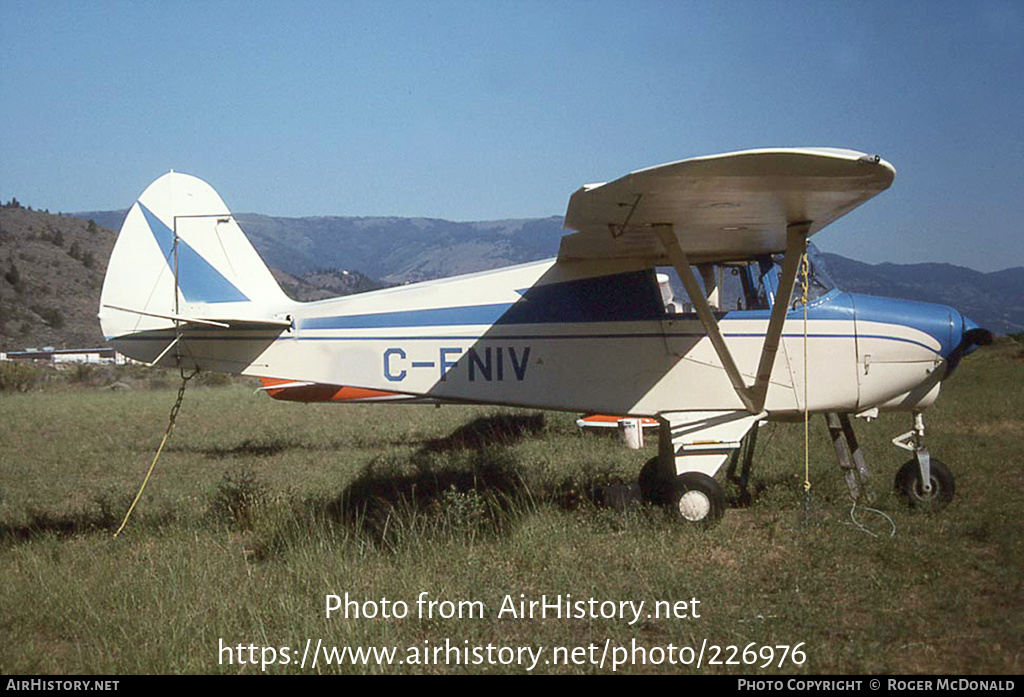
<box><xmin>806</xmin><ymin>244</ymin><xmax>837</xmax><ymax>299</ymax></box>
<box><xmin>771</xmin><ymin>243</ymin><xmax>836</xmax><ymax>306</ymax></box>
<box><xmin>732</xmin><ymin>263</ymin><xmax>770</xmax><ymax>310</ymax></box>
<box><xmin>657</xmin><ymin>261</ymin><xmax>772</xmax><ymax>314</ymax></box>
<box><xmin>655</xmin><ymin>243</ymin><xmax>838</xmax><ymax>316</ymax></box>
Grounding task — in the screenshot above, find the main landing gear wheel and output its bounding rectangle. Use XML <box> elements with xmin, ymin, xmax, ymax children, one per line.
<box><xmin>638</xmin><ymin>457</ymin><xmax>666</xmax><ymax>505</ymax></box>
<box><xmin>669</xmin><ymin>472</ymin><xmax>726</xmax><ymax>527</ymax></box>
<box><xmin>895</xmin><ymin>458</ymin><xmax>955</xmax><ymax>511</ymax></box>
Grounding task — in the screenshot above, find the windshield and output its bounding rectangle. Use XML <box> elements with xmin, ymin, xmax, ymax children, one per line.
<box><xmin>806</xmin><ymin>243</ymin><xmax>837</xmax><ymax>298</ymax></box>
<box><xmin>767</xmin><ymin>242</ymin><xmax>836</xmax><ymax>306</ymax></box>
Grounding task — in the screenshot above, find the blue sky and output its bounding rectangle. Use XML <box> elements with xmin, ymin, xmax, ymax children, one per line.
<box><xmin>1</xmin><ymin>0</ymin><xmax>1021</xmax><ymax>271</ymax></box>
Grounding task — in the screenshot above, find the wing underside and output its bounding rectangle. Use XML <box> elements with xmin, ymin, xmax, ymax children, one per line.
<box><xmin>558</xmin><ymin>147</ymin><xmax>895</xmax><ymax>264</ymax></box>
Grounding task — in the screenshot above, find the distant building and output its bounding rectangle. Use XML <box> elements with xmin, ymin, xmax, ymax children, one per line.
<box><xmin>1</xmin><ymin>347</ymin><xmax>136</xmax><ymax>365</ymax></box>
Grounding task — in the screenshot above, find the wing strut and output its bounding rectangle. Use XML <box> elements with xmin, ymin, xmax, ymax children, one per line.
<box><xmin>653</xmin><ymin>222</ymin><xmax>810</xmax><ymax>414</ymax></box>
<box><xmin>749</xmin><ymin>222</ymin><xmax>809</xmax><ymax>411</ymax></box>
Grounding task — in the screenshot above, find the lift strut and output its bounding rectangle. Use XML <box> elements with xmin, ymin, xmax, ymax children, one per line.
<box><xmin>653</xmin><ymin>221</ymin><xmax>811</xmax><ymax>414</ymax></box>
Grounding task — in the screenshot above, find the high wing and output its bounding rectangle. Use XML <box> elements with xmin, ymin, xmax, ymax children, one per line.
<box><xmin>559</xmin><ymin>147</ymin><xmax>896</xmax><ymax>414</ymax></box>
<box><xmin>558</xmin><ymin>147</ymin><xmax>895</xmax><ymax>264</ymax></box>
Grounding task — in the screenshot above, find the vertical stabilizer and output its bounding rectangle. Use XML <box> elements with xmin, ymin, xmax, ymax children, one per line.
<box><xmin>99</xmin><ymin>172</ymin><xmax>290</xmax><ymax>342</ymax></box>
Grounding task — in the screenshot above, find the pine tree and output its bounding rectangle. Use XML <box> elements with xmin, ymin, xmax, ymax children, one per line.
<box><xmin>4</xmin><ymin>262</ymin><xmax>20</xmax><ymax>287</ymax></box>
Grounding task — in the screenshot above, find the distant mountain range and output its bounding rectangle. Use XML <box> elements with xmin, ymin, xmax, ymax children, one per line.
<box><xmin>76</xmin><ymin>208</ymin><xmax>1024</xmax><ymax>336</ymax></box>
<box><xmin>78</xmin><ymin>209</ymin><xmax>567</xmax><ymax>284</ymax></box>
<box><xmin>820</xmin><ymin>255</ymin><xmax>1024</xmax><ymax>337</ymax></box>
<box><xmin>0</xmin><ymin>205</ymin><xmax>1018</xmax><ymax>352</ymax></box>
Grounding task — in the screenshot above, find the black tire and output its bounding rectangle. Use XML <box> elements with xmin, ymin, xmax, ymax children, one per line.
<box><xmin>895</xmin><ymin>457</ymin><xmax>955</xmax><ymax>511</ymax></box>
<box><xmin>638</xmin><ymin>457</ymin><xmax>666</xmax><ymax>505</ymax></box>
<box><xmin>669</xmin><ymin>472</ymin><xmax>726</xmax><ymax>526</ymax></box>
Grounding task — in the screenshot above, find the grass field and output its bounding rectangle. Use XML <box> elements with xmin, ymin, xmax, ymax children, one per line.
<box><xmin>1</xmin><ymin>342</ymin><xmax>1021</xmax><ymax>674</ymax></box>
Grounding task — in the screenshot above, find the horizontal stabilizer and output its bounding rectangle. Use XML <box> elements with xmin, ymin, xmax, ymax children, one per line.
<box><xmin>102</xmin><ymin>304</ymin><xmax>292</xmax><ymax>331</ymax></box>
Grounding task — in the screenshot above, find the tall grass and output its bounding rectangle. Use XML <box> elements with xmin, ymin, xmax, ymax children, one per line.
<box><xmin>0</xmin><ymin>343</ymin><xmax>1021</xmax><ymax>673</ymax></box>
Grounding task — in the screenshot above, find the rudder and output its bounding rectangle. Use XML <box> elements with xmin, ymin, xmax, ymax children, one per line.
<box><xmin>99</xmin><ymin>172</ymin><xmax>293</xmax><ymax>365</ymax></box>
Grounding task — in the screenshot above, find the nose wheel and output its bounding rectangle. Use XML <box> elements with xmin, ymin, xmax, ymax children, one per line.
<box><xmin>892</xmin><ymin>412</ymin><xmax>955</xmax><ymax>511</ymax></box>
<box><xmin>895</xmin><ymin>457</ymin><xmax>954</xmax><ymax>510</ymax></box>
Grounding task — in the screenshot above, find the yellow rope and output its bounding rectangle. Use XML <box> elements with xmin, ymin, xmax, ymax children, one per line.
<box><xmin>801</xmin><ymin>248</ymin><xmax>811</xmax><ymax>496</ymax></box>
<box><xmin>113</xmin><ymin>371</ymin><xmax>193</xmax><ymax>538</ymax></box>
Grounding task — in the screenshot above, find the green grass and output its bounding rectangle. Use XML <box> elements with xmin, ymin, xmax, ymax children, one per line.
<box><xmin>1</xmin><ymin>343</ymin><xmax>1021</xmax><ymax>674</ymax></box>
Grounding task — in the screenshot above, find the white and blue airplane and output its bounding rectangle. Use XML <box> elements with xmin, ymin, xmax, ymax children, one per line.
<box><xmin>98</xmin><ymin>148</ymin><xmax>992</xmax><ymax>525</ymax></box>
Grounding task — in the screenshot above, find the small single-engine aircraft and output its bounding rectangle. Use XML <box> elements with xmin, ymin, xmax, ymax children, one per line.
<box><xmin>98</xmin><ymin>148</ymin><xmax>992</xmax><ymax>525</ymax></box>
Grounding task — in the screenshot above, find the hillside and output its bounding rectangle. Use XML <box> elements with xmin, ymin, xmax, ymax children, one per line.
<box><xmin>79</xmin><ymin>209</ymin><xmax>566</xmax><ymax>285</ymax></box>
<box><xmin>3</xmin><ymin>205</ymin><xmax>1020</xmax><ymax>352</ymax></box>
<box><xmin>272</xmin><ymin>268</ymin><xmax>386</xmax><ymax>302</ymax></box>
<box><xmin>0</xmin><ymin>205</ymin><xmax>115</xmax><ymax>350</ymax></box>
<box><xmin>0</xmin><ymin>207</ymin><xmax>387</xmax><ymax>350</ymax></box>
<box><xmin>77</xmin><ymin>208</ymin><xmax>1024</xmax><ymax>335</ymax></box>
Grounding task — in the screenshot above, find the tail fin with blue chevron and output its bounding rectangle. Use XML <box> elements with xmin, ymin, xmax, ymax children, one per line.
<box><xmin>99</xmin><ymin>171</ymin><xmax>295</xmax><ymax>371</ymax></box>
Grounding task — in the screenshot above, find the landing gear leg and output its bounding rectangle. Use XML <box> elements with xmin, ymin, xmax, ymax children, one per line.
<box><xmin>892</xmin><ymin>412</ymin><xmax>955</xmax><ymax>510</ymax></box>
<box><xmin>725</xmin><ymin>426</ymin><xmax>758</xmax><ymax>506</ymax></box>
<box><xmin>825</xmin><ymin>413</ymin><xmax>871</xmax><ymax>503</ymax></box>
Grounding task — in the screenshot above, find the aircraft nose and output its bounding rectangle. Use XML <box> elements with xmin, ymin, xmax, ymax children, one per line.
<box><xmin>849</xmin><ymin>294</ymin><xmax>993</xmax><ymax>364</ymax></box>
<box><xmin>850</xmin><ymin>294</ymin><xmax>960</xmax><ymax>358</ymax></box>
<box><xmin>959</xmin><ymin>314</ymin><xmax>994</xmax><ymax>357</ymax></box>
<box><xmin>944</xmin><ymin>311</ymin><xmax>993</xmax><ymax>378</ymax></box>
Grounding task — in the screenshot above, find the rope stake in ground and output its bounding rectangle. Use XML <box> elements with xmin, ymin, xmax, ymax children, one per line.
<box><xmin>112</xmin><ymin>369</ymin><xmax>196</xmax><ymax>538</ymax></box>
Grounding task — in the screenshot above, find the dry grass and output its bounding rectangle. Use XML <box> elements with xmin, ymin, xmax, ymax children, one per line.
<box><xmin>0</xmin><ymin>344</ymin><xmax>1021</xmax><ymax>674</ymax></box>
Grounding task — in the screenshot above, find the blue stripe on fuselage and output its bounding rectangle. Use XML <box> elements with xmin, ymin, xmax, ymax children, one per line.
<box><xmin>295</xmin><ymin>274</ymin><xmax>949</xmax><ymax>358</ymax></box>
<box><xmin>299</xmin><ymin>270</ymin><xmax>665</xmax><ymax>330</ymax></box>
<box><xmin>735</xmin><ymin>290</ymin><xmax>951</xmax><ymax>356</ymax></box>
